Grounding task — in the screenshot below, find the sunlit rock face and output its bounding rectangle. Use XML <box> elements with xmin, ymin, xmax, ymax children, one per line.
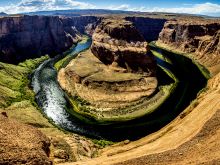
<box><xmin>58</xmin><ymin>18</ymin><xmax>159</xmax><ymax>122</ymax></box>
<box><xmin>157</xmin><ymin>19</ymin><xmax>220</xmax><ymax>75</ymax></box>
<box><xmin>91</xmin><ymin>18</ymin><xmax>156</xmax><ymax>75</ymax></box>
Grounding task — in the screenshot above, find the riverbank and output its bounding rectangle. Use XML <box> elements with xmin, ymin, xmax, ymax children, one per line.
<box><xmin>60</xmin><ymin>44</ymin><xmax>220</xmax><ymax>165</ymax></box>
<box><xmin>0</xmin><ymin>54</ymin><xmax>102</xmax><ymax>164</ymax></box>
<box><xmin>57</xmin><ymin>48</ymin><xmax>176</xmax><ymax>124</ymax></box>
<box><xmin>154</xmin><ymin>41</ymin><xmax>211</xmax><ymax>79</ymax></box>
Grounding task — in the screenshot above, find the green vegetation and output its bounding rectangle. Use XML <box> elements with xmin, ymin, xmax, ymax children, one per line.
<box><xmin>151</xmin><ymin>42</ymin><xmax>211</xmax><ymax>79</ymax></box>
<box><xmin>150</xmin><ymin>50</ymin><xmax>173</xmax><ymax>64</ymax></box>
<box><xmin>0</xmin><ymin>55</ymin><xmax>73</xmax><ymax>134</ymax></box>
<box><xmin>92</xmin><ymin>139</ymin><xmax>115</xmax><ymax>148</ymax></box>
<box><xmin>0</xmin><ymin>56</ymin><xmax>49</xmax><ymax>108</ymax></box>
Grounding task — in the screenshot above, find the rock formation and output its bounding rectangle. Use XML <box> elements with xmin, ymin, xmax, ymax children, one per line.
<box><xmin>91</xmin><ymin>19</ymin><xmax>156</xmax><ymax>74</ymax></box>
<box><xmin>58</xmin><ymin>18</ymin><xmax>161</xmax><ymax>122</ymax></box>
<box><xmin>157</xmin><ymin>19</ymin><xmax>220</xmax><ymax>75</ymax></box>
<box><xmin>0</xmin><ymin>15</ymin><xmax>100</xmax><ymax>64</ymax></box>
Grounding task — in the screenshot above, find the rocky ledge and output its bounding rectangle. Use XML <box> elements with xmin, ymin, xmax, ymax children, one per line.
<box><xmin>58</xmin><ymin>18</ymin><xmax>164</xmax><ymax>122</ymax></box>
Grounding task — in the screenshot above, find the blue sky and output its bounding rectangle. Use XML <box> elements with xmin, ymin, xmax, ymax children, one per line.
<box><xmin>0</xmin><ymin>0</ymin><xmax>220</xmax><ymax>16</ymax></box>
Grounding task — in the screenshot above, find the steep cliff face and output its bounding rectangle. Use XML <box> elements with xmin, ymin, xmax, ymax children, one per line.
<box><xmin>0</xmin><ymin>15</ymin><xmax>100</xmax><ymax>64</ymax></box>
<box><xmin>91</xmin><ymin>18</ymin><xmax>156</xmax><ymax>74</ymax></box>
<box><xmin>157</xmin><ymin>19</ymin><xmax>220</xmax><ymax>74</ymax></box>
<box><xmin>126</xmin><ymin>17</ymin><xmax>167</xmax><ymax>42</ymax></box>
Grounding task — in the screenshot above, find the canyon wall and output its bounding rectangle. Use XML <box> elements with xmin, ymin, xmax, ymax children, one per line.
<box><xmin>126</xmin><ymin>17</ymin><xmax>167</xmax><ymax>41</ymax></box>
<box><xmin>0</xmin><ymin>15</ymin><xmax>100</xmax><ymax>63</ymax></box>
<box><xmin>157</xmin><ymin>19</ymin><xmax>220</xmax><ymax>75</ymax></box>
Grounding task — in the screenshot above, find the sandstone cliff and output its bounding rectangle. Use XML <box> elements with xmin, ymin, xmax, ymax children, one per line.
<box><xmin>0</xmin><ymin>15</ymin><xmax>100</xmax><ymax>64</ymax></box>
<box><xmin>91</xmin><ymin>18</ymin><xmax>156</xmax><ymax>75</ymax></box>
<box><xmin>157</xmin><ymin>19</ymin><xmax>220</xmax><ymax>75</ymax></box>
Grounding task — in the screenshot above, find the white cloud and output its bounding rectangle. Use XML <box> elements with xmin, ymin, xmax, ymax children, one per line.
<box><xmin>106</xmin><ymin>2</ymin><xmax>220</xmax><ymax>16</ymax></box>
<box><xmin>0</xmin><ymin>1</ymin><xmax>219</xmax><ymax>16</ymax></box>
<box><xmin>143</xmin><ymin>2</ymin><xmax>220</xmax><ymax>15</ymax></box>
<box><xmin>0</xmin><ymin>0</ymin><xmax>96</xmax><ymax>14</ymax></box>
<box><xmin>112</xmin><ymin>4</ymin><xmax>130</xmax><ymax>10</ymax></box>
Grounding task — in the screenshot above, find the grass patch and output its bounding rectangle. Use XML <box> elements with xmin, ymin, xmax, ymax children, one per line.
<box><xmin>0</xmin><ymin>55</ymin><xmax>49</xmax><ymax>108</ymax></box>
<box><xmin>92</xmin><ymin>139</ymin><xmax>115</xmax><ymax>148</ymax></box>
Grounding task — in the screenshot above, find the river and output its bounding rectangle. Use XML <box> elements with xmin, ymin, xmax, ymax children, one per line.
<box><xmin>32</xmin><ymin>39</ymin><xmax>207</xmax><ymax>141</ymax></box>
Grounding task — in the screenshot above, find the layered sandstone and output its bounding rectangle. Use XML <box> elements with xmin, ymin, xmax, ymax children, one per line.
<box><xmin>0</xmin><ymin>15</ymin><xmax>100</xmax><ymax>63</ymax></box>
<box><xmin>91</xmin><ymin>19</ymin><xmax>156</xmax><ymax>75</ymax></box>
<box><xmin>157</xmin><ymin>19</ymin><xmax>220</xmax><ymax>75</ymax></box>
<box><xmin>58</xmin><ymin>18</ymin><xmax>160</xmax><ymax>122</ymax></box>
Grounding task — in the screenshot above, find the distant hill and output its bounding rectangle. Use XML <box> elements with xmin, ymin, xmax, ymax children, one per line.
<box><xmin>22</xmin><ymin>9</ymin><xmax>219</xmax><ymax>19</ymax></box>
<box><xmin>0</xmin><ymin>12</ymin><xmax>7</xmax><ymax>16</ymax></box>
<box><xmin>24</xmin><ymin>9</ymin><xmax>137</xmax><ymax>16</ymax></box>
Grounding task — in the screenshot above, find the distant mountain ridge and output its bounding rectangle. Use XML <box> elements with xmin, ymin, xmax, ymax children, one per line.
<box><xmin>0</xmin><ymin>12</ymin><xmax>7</xmax><ymax>16</ymax></box>
<box><xmin>24</xmin><ymin>9</ymin><xmax>136</xmax><ymax>16</ymax></box>
<box><xmin>22</xmin><ymin>9</ymin><xmax>220</xmax><ymax>19</ymax></box>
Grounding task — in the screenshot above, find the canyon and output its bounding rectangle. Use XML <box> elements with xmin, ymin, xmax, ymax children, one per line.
<box><xmin>0</xmin><ymin>15</ymin><xmax>100</xmax><ymax>63</ymax></box>
<box><xmin>57</xmin><ymin>18</ymin><xmax>161</xmax><ymax>122</ymax></box>
<box><xmin>0</xmin><ymin>12</ymin><xmax>220</xmax><ymax>165</ymax></box>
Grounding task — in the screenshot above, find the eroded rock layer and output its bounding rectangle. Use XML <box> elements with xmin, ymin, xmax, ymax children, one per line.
<box><xmin>157</xmin><ymin>19</ymin><xmax>220</xmax><ymax>75</ymax></box>
<box><xmin>91</xmin><ymin>19</ymin><xmax>156</xmax><ymax>75</ymax></box>
<box><xmin>58</xmin><ymin>50</ymin><xmax>158</xmax><ymax>110</ymax></box>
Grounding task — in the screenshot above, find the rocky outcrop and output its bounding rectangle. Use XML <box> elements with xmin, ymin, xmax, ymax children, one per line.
<box><xmin>0</xmin><ymin>113</ymin><xmax>51</xmax><ymax>164</ymax></box>
<box><xmin>126</xmin><ymin>17</ymin><xmax>167</xmax><ymax>41</ymax></box>
<box><xmin>0</xmin><ymin>15</ymin><xmax>100</xmax><ymax>64</ymax></box>
<box><xmin>157</xmin><ymin>19</ymin><xmax>220</xmax><ymax>75</ymax></box>
<box><xmin>91</xmin><ymin>18</ymin><xmax>156</xmax><ymax>75</ymax></box>
<box><xmin>58</xmin><ymin>18</ymin><xmax>161</xmax><ymax>122</ymax></box>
